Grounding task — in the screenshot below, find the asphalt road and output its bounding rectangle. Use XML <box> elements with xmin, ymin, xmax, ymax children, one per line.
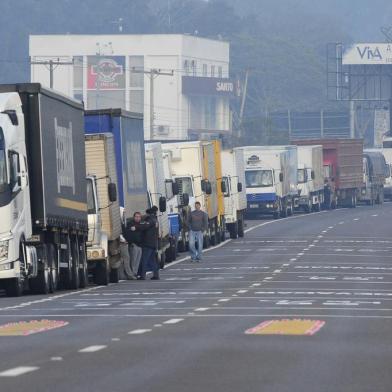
<box><xmin>1</xmin><ymin>204</ymin><xmax>392</xmax><ymax>392</ymax></box>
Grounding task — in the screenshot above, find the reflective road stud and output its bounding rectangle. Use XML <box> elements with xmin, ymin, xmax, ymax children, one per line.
<box><xmin>245</xmin><ymin>319</ymin><xmax>325</xmax><ymax>336</ymax></box>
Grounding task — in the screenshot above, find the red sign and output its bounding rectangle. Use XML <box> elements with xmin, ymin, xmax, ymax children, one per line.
<box><xmin>87</xmin><ymin>56</ymin><xmax>125</xmax><ymax>90</ymax></box>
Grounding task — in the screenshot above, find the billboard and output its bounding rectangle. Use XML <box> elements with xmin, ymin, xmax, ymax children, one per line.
<box><xmin>182</xmin><ymin>76</ymin><xmax>235</xmax><ymax>96</ymax></box>
<box><xmin>87</xmin><ymin>56</ymin><xmax>125</xmax><ymax>90</ymax></box>
<box><xmin>343</xmin><ymin>43</ymin><xmax>392</xmax><ymax>65</ymax></box>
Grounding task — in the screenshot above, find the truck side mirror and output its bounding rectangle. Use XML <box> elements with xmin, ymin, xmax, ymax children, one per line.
<box><xmin>108</xmin><ymin>183</ymin><xmax>117</xmax><ymax>202</ymax></box>
<box><xmin>237</xmin><ymin>182</ymin><xmax>243</xmax><ymax>192</ymax></box>
<box><xmin>279</xmin><ymin>173</ymin><xmax>284</xmax><ymax>182</ymax></box>
<box><xmin>172</xmin><ymin>181</ymin><xmax>180</xmax><ymax>195</ymax></box>
<box><xmin>159</xmin><ymin>196</ymin><xmax>167</xmax><ymax>212</ymax></box>
<box><xmin>221</xmin><ymin>180</ymin><xmax>227</xmax><ymax>193</ymax></box>
<box><xmin>205</xmin><ymin>181</ymin><xmax>212</xmax><ymax>195</ymax></box>
<box><xmin>311</xmin><ymin>170</ymin><xmax>315</xmax><ymax>180</ymax></box>
<box><xmin>182</xmin><ymin>193</ymin><xmax>190</xmax><ymax>206</ymax></box>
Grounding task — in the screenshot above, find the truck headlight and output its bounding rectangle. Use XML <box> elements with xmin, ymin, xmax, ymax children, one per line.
<box><xmin>0</xmin><ymin>240</ymin><xmax>9</xmax><ymax>261</ymax></box>
<box><xmin>0</xmin><ymin>262</ymin><xmax>12</xmax><ymax>271</ymax></box>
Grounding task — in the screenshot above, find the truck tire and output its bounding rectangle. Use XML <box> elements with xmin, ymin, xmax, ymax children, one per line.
<box><xmin>287</xmin><ymin>201</ymin><xmax>293</xmax><ymax>216</ymax></box>
<box><xmin>238</xmin><ymin>219</ymin><xmax>244</xmax><ymax>238</ymax></box>
<box><xmin>60</xmin><ymin>235</ymin><xmax>72</xmax><ymax>290</ymax></box>
<box><xmin>94</xmin><ymin>259</ymin><xmax>109</xmax><ymax>285</ymax></box>
<box><xmin>203</xmin><ymin>235</ymin><xmax>210</xmax><ymax>249</ymax></box>
<box><xmin>315</xmin><ymin>200</ymin><xmax>321</xmax><ymax>212</ymax></box>
<box><xmin>78</xmin><ymin>241</ymin><xmax>88</xmax><ymax>289</ymax></box>
<box><xmin>305</xmin><ymin>200</ymin><xmax>312</xmax><ymax>213</ymax></box>
<box><xmin>47</xmin><ymin>244</ymin><xmax>59</xmax><ymax>293</ymax></box>
<box><xmin>5</xmin><ymin>277</ymin><xmax>24</xmax><ymax>297</ymax></box>
<box><xmin>70</xmin><ymin>238</ymin><xmax>80</xmax><ymax>290</ymax></box>
<box><xmin>281</xmin><ymin>201</ymin><xmax>288</xmax><ymax>218</ymax></box>
<box><xmin>110</xmin><ymin>268</ymin><xmax>119</xmax><ymax>283</ymax></box>
<box><xmin>30</xmin><ymin>245</ymin><xmax>50</xmax><ymax>295</ymax></box>
<box><xmin>229</xmin><ymin>222</ymin><xmax>238</xmax><ymax>239</ymax></box>
<box><xmin>159</xmin><ymin>252</ymin><xmax>166</xmax><ymax>269</ymax></box>
<box><xmin>177</xmin><ymin>234</ymin><xmax>186</xmax><ymax>253</ymax></box>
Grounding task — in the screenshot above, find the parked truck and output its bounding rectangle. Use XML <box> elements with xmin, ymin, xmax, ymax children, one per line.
<box><xmin>162</xmin><ymin>141</ymin><xmax>217</xmax><ymax>249</ymax></box>
<box><xmin>221</xmin><ymin>148</ymin><xmax>247</xmax><ymax>238</ymax></box>
<box><xmin>0</xmin><ymin>83</ymin><xmax>88</xmax><ymax>296</ymax></box>
<box><xmin>85</xmin><ymin>133</ymin><xmax>122</xmax><ymax>285</ymax></box>
<box><xmin>145</xmin><ymin>142</ymin><xmax>176</xmax><ymax>266</ymax></box>
<box><xmin>292</xmin><ymin>145</ymin><xmax>324</xmax><ymax>212</ymax></box>
<box><xmin>381</xmin><ymin>137</ymin><xmax>392</xmax><ymax>200</ymax></box>
<box><xmin>84</xmin><ymin>109</ymin><xmax>148</xmax><ymax>221</ymax></box>
<box><xmin>359</xmin><ymin>150</ymin><xmax>387</xmax><ymax>205</ymax></box>
<box><xmin>239</xmin><ymin>146</ymin><xmax>298</xmax><ymax>218</ymax></box>
<box><xmin>294</xmin><ymin>139</ymin><xmax>363</xmax><ymax>208</ymax></box>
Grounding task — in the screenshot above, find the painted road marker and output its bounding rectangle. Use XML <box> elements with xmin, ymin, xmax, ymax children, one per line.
<box><xmin>0</xmin><ymin>366</ymin><xmax>40</xmax><ymax>377</ymax></box>
<box><xmin>0</xmin><ymin>320</ymin><xmax>68</xmax><ymax>336</ymax></box>
<box><xmin>163</xmin><ymin>318</ymin><xmax>184</xmax><ymax>324</ymax></box>
<box><xmin>78</xmin><ymin>345</ymin><xmax>107</xmax><ymax>353</ymax></box>
<box><xmin>245</xmin><ymin>319</ymin><xmax>325</xmax><ymax>336</ymax></box>
<box><xmin>128</xmin><ymin>329</ymin><xmax>152</xmax><ymax>335</ymax></box>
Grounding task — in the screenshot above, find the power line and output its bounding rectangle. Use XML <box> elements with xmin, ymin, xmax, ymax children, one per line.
<box><xmin>30</xmin><ymin>57</ymin><xmax>73</xmax><ymax>89</ymax></box>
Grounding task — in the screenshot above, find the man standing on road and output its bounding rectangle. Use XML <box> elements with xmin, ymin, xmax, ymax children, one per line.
<box><xmin>188</xmin><ymin>201</ymin><xmax>208</xmax><ymax>262</ymax></box>
<box><xmin>136</xmin><ymin>206</ymin><xmax>160</xmax><ymax>280</ymax></box>
<box><xmin>123</xmin><ymin>212</ymin><xmax>143</xmax><ymax>280</ymax></box>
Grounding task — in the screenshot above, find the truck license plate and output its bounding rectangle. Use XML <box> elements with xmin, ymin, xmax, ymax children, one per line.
<box><xmin>249</xmin><ymin>204</ymin><xmax>258</xmax><ymax>208</ymax></box>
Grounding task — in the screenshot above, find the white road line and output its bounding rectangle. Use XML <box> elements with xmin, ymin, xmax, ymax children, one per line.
<box><xmin>111</xmin><ymin>338</ymin><xmax>120</xmax><ymax>342</ymax></box>
<box><xmin>237</xmin><ymin>290</ymin><xmax>248</xmax><ymax>294</ymax></box>
<box><xmin>372</xmin><ymin>214</ymin><xmax>378</xmax><ymax>217</ymax></box>
<box><xmin>353</xmin><ymin>218</ymin><xmax>359</xmax><ymax>221</ymax></box>
<box><xmin>163</xmin><ymin>318</ymin><xmax>184</xmax><ymax>324</ymax></box>
<box><xmin>218</xmin><ymin>298</ymin><xmax>231</xmax><ymax>302</ymax></box>
<box><xmin>0</xmin><ymin>366</ymin><xmax>40</xmax><ymax>377</ymax></box>
<box><xmin>78</xmin><ymin>345</ymin><xmax>107</xmax><ymax>353</ymax></box>
<box><xmin>273</xmin><ymin>270</ymin><xmax>282</xmax><ymax>273</ymax></box>
<box><xmin>339</xmin><ymin>221</ymin><xmax>344</xmax><ymax>224</ymax></box>
<box><xmin>195</xmin><ymin>308</ymin><xmax>210</xmax><ymax>312</ymax></box>
<box><xmin>290</xmin><ymin>258</ymin><xmax>297</xmax><ymax>261</ymax></box>
<box><xmin>128</xmin><ymin>329</ymin><xmax>152</xmax><ymax>335</ymax></box>
<box><xmin>50</xmin><ymin>357</ymin><xmax>63</xmax><ymax>361</ymax></box>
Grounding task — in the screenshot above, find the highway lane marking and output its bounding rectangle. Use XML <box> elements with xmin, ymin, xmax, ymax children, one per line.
<box><xmin>128</xmin><ymin>329</ymin><xmax>152</xmax><ymax>335</ymax></box>
<box><xmin>194</xmin><ymin>308</ymin><xmax>209</xmax><ymax>312</ymax></box>
<box><xmin>0</xmin><ymin>366</ymin><xmax>40</xmax><ymax>377</ymax></box>
<box><xmin>339</xmin><ymin>221</ymin><xmax>344</xmax><ymax>224</ymax></box>
<box><xmin>372</xmin><ymin>214</ymin><xmax>378</xmax><ymax>217</ymax></box>
<box><xmin>290</xmin><ymin>258</ymin><xmax>297</xmax><ymax>261</ymax></box>
<box><xmin>50</xmin><ymin>357</ymin><xmax>63</xmax><ymax>361</ymax></box>
<box><xmin>163</xmin><ymin>318</ymin><xmax>184</xmax><ymax>324</ymax></box>
<box><xmin>237</xmin><ymin>290</ymin><xmax>248</xmax><ymax>294</ymax></box>
<box><xmin>111</xmin><ymin>338</ymin><xmax>120</xmax><ymax>341</ymax></box>
<box><xmin>353</xmin><ymin>218</ymin><xmax>360</xmax><ymax>221</ymax></box>
<box><xmin>218</xmin><ymin>298</ymin><xmax>231</xmax><ymax>302</ymax></box>
<box><xmin>78</xmin><ymin>345</ymin><xmax>107</xmax><ymax>353</ymax></box>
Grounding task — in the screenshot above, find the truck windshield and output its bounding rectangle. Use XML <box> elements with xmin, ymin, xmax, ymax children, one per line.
<box><xmin>0</xmin><ymin>129</ymin><xmax>7</xmax><ymax>191</ymax></box>
<box><xmin>245</xmin><ymin>170</ymin><xmax>273</xmax><ymax>187</ymax></box>
<box><xmin>86</xmin><ymin>179</ymin><xmax>96</xmax><ymax>214</ymax></box>
<box><xmin>175</xmin><ymin>177</ymin><xmax>194</xmax><ymax>197</ymax></box>
<box><xmin>297</xmin><ymin>169</ymin><xmax>307</xmax><ymax>184</ymax></box>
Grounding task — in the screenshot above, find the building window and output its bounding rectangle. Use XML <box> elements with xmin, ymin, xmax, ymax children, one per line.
<box><xmin>129</xmin><ymin>56</ymin><xmax>144</xmax><ymax>114</ymax></box>
<box><xmin>218</xmin><ymin>66</ymin><xmax>223</xmax><ymax>78</ymax></box>
<box><xmin>203</xmin><ymin>64</ymin><xmax>208</xmax><ymax>77</ymax></box>
<box><xmin>129</xmin><ymin>56</ymin><xmax>144</xmax><ymax>88</ymax></box>
<box><xmin>73</xmin><ymin>56</ymin><xmax>83</xmax><ymax>101</ymax></box>
<box><xmin>211</xmin><ymin>65</ymin><xmax>215</xmax><ymax>77</ymax></box>
<box><xmin>191</xmin><ymin>60</ymin><xmax>197</xmax><ymax>76</ymax></box>
<box><xmin>184</xmin><ymin>60</ymin><xmax>190</xmax><ymax>75</ymax></box>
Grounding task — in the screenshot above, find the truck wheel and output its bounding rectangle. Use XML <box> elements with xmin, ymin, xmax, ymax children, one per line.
<box><xmin>159</xmin><ymin>252</ymin><xmax>166</xmax><ymax>269</ymax></box>
<box><xmin>305</xmin><ymin>200</ymin><xmax>312</xmax><ymax>213</ymax></box>
<box><xmin>47</xmin><ymin>244</ymin><xmax>59</xmax><ymax>293</ymax></box>
<box><xmin>5</xmin><ymin>277</ymin><xmax>24</xmax><ymax>297</ymax></box>
<box><xmin>229</xmin><ymin>222</ymin><xmax>238</xmax><ymax>239</ymax></box>
<box><xmin>70</xmin><ymin>239</ymin><xmax>80</xmax><ymax>290</ymax></box>
<box><xmin>30</xmin><ymin>245</ymin><xmax>50</xmax><ymax>295</ymax></box>
<box><xmin>287</xmin><ymin>202</ymin><xmax>293</xmax><ymax>216</ymax></box>
<box><xmin>315</xmin><ymin>200</ymin><xmax>321</xmax><ymax>212</ymax></box>
<box><xmin>203</xmin><ymin>235</ymin><xmax>210</xmax><ymax>249</ymax></box>
<box><xmin>78</xmin><ymin>242</ymin><xmax>88</xmax><ymax>289</ymax></box>
<box><xmin>177</xmin><ymin>235</ymin><xmax>186</xmax><ymax>253</ymax></box>
<box><xmin>94</xmin><ymin>260</ymin><xmax>109</xmax><ymax>285</ymax></box>
<box><xmin>281</xmin><ymin>202</ymin><xmax>288</xmax><ymax>218</ymax></box>
<box><xmin>238</xmin><ymin>219</ymin><xmax>244</xmax><ymax>238</ymax></box>
<box><xmin>110</xmin><ymin>268</ymin><xmax>119</xmax><ymax>283</ymax></box>
<box><xmin>210</xmin><ymin>229</ymin><xmax>216</xmax><ymax>246</ymax></box>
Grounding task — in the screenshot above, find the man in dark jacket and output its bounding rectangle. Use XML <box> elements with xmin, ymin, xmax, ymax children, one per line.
<box><xmin>123</xmin><ymin>211</ymin><xmax>143</xmax><ymax>279</ymax></box>
<box><xmin>132</xmin><ymin>206</ymin><xmax>160</xmax><ymax>280</ymax></box>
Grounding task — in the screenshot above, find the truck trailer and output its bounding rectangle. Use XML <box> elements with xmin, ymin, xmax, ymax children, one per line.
<box><xmin>84</xmin><ymin>109</ymin><xmax>148</xmax><ymax>221</ymax></box>
<box><xmin>294</xmin><ymin>139</ymin><xmax>363</xmax><ymax>208</ymax></box>
<box><xmin>0</xmin><ymin>83</ymin><xmax>88</xmax><ymax>296</ymax></box>
<box><xmin>221</xmin><ymin>148</ymin><xmax>247</xmax><ymax>238</ymax></box>
<box><xmin>85</xmin><ymin>133</ymin><xmax>122</xmax><ymax>285</ymax></box>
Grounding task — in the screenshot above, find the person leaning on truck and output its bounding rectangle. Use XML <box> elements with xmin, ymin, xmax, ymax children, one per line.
<box><xmin>133</xmin><ymin>206</ymin><xmax>160</xmax><ymax>280</ymax></box>
<box><xmin>123</xmin><ymin>212</ymin><xmax>144</xmax><ymax>280</ymax></box>
<box><xmin>188</xmin><ymin>201</ymin><xmax>208</xmax><ymax>262</ymax></box>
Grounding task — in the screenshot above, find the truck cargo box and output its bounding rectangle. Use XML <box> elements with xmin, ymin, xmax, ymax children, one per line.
<box><xmin>0</xmin><ymin>83</ymin><xmax>88</xmax><ymax>231</ymax></box>
<box><xmin>85</xmin><ymin>133</ymin><xmax>122</xmax><ymax>241</ymax></box>
<box><xmin>293</xmin><ymin>139</ymin><xmax>363</xmax><ymax>190</ymax></box>
<box><xmin>296</xmin><ymin>145</ymin><xmax>324</xmax><ymax>191</ymax></box>
<box><xmin>84</xmin><ymin>109</ymin><xmax>148</xmax><ymax>221</ymax></box>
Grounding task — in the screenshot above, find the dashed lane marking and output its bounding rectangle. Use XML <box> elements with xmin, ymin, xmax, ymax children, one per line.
<box><xmin>194</xmin><ymin>308</ymin><xmax>209</xmax><ymax>312</ymax></box>
<box><xmin>0</xmin><ymin>366</ymin><xmax>40</xmax><ymax>377</ymax></box>
<box><xmin>78</xmin><ymin>345</ymin><xmax>107</xmax><ymax>353</ymax></box>
<box><xmin>128</xmin><ymin>329</ymin><xmax>152</xmax><ymax>335</ymax></box>
<box><xmin>163</xmin><ymin>318</ymin><xmax>184</xmax><ymax>324</ymax></box>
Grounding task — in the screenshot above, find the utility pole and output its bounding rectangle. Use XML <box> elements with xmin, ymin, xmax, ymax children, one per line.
<box><xmin>30</xmin><ymin>58</ymin><xmax>73</xmax><ymax>89</ymax></box>
<box><xmin>238</xmin><ymin>69</ymin><xmax>250</xmax><ymax>140</ymax></box>
<box><xmin>131</xmin><ymin>68</ymin><xmax>174</xmax><ymax>139</ymax></box>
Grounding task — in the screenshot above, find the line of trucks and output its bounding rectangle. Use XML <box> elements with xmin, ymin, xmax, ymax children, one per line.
<box><xmin>0</xmin><ymin>84</ymin><xmax>247</xmax><ymax>297</ymax></box>
<box><xmin>0</xmin><ymin>83</ymin><xmax>389</xmax><ymax>297</ymax></box>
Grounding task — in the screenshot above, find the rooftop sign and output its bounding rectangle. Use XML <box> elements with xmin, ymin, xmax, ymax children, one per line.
<box><xmin>343</xmin><ymin>43</ymin><xmax>392</xmax><ymax>65</ymax></box>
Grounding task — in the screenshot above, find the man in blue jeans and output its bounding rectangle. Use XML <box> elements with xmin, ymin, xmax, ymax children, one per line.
<box><xmin>188</xmin><ymin>201</ymin><xmax>208</xmax><ymax>262</ymax></box>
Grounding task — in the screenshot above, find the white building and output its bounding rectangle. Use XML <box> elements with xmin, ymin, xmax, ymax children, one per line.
<box><xmin>29</xmin><ymin>34</ymin><xmax>233</xmax><ymax>140</ymax></box>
